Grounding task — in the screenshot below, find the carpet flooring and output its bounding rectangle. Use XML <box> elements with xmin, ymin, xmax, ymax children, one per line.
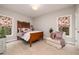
<box><xmin>3</xmin><ymin>39</ymin><xmax>79</xmax><ymax>55</ymax></box>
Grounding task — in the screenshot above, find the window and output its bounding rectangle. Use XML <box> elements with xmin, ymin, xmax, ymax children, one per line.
<box><xmin>0</xmin><ymin>15</ymin><xmax>12</xmax><ymax>35</ymax></box>
<box><xmin>58</xmin><ymin>16</ymin><xmax>70</xmax><ymax>35</ymax></box>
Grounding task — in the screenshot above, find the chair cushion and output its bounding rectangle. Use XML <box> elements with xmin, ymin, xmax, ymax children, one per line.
<box><xmin>46</xmin><ymin>37</ymin><xmax>61</xmax><ymax>44</ymax></box>
<box><xmin>46</xmin><ymin>37</ymin><xmax>62</xmax><ymax>49</ymax></box>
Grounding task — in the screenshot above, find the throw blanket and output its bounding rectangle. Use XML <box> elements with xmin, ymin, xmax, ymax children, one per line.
<box><xmin>50</xmin><ymin>32</ymin><xmax>65</xmax><ymax>48</ymax></box>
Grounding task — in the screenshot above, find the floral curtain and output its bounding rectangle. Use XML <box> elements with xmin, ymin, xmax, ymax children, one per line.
<box><xmin>0</xmin><ymin>16</ymin><xmax>12</xmax><ymax>35</ymax></box>
<box><xmin>58</xmin><ymin>16</ymin><xmax>70</xmax><ymax>35</ymax></box>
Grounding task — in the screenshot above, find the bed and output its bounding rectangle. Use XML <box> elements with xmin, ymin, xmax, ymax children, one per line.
<box><xmin>17</xmin><ymin>21</ymin><xmax>43</xmax><ymax>47</ymax></box>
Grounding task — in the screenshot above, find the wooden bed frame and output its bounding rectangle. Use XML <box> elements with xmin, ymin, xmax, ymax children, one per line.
<box><xmin>17</xmin><ymin>21</ymin><xmax>43</xmax><ymax>47</ymax></box>
<box><xmin>29</xmin><ymin>32</ymin><xmax>43</xmax><ymax>47</ymax></box>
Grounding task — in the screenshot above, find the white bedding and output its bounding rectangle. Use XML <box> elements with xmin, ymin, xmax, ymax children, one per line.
<box><xmin>18</xmin><ymin>31</ymin><xmax>42</xmax><ymax>41</ymax></box>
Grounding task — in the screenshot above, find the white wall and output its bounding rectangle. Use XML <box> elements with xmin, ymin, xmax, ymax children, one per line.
<box><xmin>75</xmin><ymin>5</ymin><xmax>79</xmax><ymax>48</ymax></box>
<box><xmin>32</xmin><ymin>6</ymin><xmax>75</xmax><ymax>44</ymax></box>
<box><xmin>0</xmin><ymin>7</ymin><xmax>32</xmax><ymax>42</ymax></box>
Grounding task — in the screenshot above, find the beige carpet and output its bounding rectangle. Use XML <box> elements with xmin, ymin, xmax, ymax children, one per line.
<box><xmin>3</xmin><ymin>39</ymin><xmax>79</xmax><ymax>55</ymax></box>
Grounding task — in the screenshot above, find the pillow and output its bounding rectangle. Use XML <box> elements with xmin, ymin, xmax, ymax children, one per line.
<box><xmin>17</xmin><ymin>28</ymin><xmax>20</xmax><ymax>33</ymax></box>
<box><xmin>20</xmin><ymin>28</ymin><xmax>28</xmax><ymax>32</ymax></box>
<box><xmin>50</xmin><ymin>32</ymin><xmax>56</xmax><ymax>39</ymax></box>
<box><xmin>21</xmin><ymin>28</ymin><xmax>32</xmax><ymax>33</ymax></box>
<box><xmin>21</xmin><ymin>32</ymin><xmax>26</xmax><ymax>36</ymax></box>
<box><xmin>55</xmin><ymin>32</ymin><xmax>63</xmax><ymax>39</ymax></box>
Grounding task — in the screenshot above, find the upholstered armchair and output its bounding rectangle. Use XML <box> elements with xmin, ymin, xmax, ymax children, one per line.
<box><xmin>51</xmin><ymin>32</ymin><xmax>65</xmax><ymax>48</ymax></box>
<box><xmin>46</xmin><ymin>31</ymin><xmax>65</xmax><ymax>49</ymax></box>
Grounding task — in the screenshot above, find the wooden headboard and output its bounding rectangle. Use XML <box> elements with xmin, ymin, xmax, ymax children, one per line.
<box><xmin>17</xmin><ymin>21</ymin><xmax>30</xmax><ymax>28</ymax></box>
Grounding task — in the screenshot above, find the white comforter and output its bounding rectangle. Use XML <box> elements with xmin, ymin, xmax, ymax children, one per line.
<box><xmin>18</xmin><ymin>31</ymin><xmax>42</xmax><ymax>41</ymax></box>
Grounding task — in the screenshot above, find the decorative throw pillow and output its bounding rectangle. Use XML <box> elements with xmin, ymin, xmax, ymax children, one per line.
<box><xmin>50</xmin><ymin>32</ymin><xmax>56</xmax><ymax>39</ymax></box>
<box><xmin>21</xmin><ymin>32</ymin><xmax>26</xmax><ymax>36</ymax></box>
<box><xmin>55</xmin><ymin>32</ymin><xmax>63</xmax><ymax>39</ymax></box>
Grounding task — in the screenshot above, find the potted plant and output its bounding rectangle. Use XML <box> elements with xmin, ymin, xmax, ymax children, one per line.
<box><xmin>0</xmin><ymin>27</ymin><xmax>6</xmax><ymax>38</ymax></box>
<box><xmin>0</xmin><ymin>26</ymin><xmax>6</xmax><ymax>53</ymax></box>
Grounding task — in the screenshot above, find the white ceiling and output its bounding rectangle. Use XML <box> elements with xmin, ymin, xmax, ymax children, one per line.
<box><xmin>0</xmin><ymin>4</ymin><xmax>74</xmax><ymax>18</ymax></box>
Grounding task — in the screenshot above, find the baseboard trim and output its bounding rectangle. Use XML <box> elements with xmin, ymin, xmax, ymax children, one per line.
<box><xmin>66</xmin><ymin>41</ymin><xmax>75</xmax><ymax>46</ymax></box>
<box><xmin>6</xmin><ymin>39</ymin><xmax>18</xmax><ymax>43</ymax></box>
